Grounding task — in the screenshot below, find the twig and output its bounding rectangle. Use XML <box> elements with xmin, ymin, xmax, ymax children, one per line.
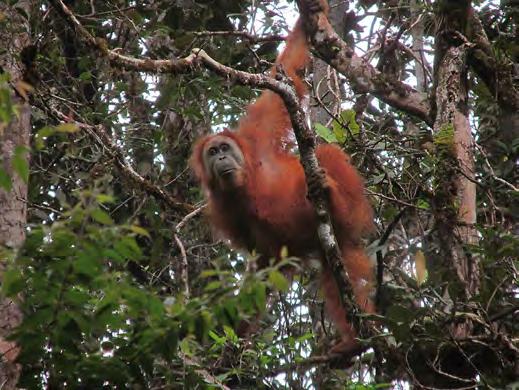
<box><xmin>172</xmin><ymin>205</ymin><xmax>206</xmax><ymax>299</ymax></box>
<box><xmin>174</xmin><ymin>233</ymin><xmax>190</xmax><ymax>299</ymax></box>
<box><xmin>476</xmin><ymin>144</ymin><xmax>519</xmax><ymax>192</ymax></box>
<box><xmin>193</xmin><ymin>30</ymin><xmax>285</xmax><ymax>43</ymax></box>
<box><xmin>365</xmin><ymin>188</ymin><xmax>418</xmax><ymax>209</ymax></box>
<box><xmin>175</xmin><ymin>204</ymin><xmax>206</xmax><ymax>232</ymax></box>
<box><xmin>267</xmin><ymin>352</ymin><xmax>354</xmax><ymax>375</ymax></box>
<box><xmin>180</xmin><ymin>353</ymin><xmax>230</xmax><ymax>390</ymax></box>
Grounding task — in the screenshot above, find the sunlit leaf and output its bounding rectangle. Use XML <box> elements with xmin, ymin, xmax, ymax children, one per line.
<box><xmin>415</xmin><ymin>250</ymin><xmax>427</xmax><ymax>285</ymax></box>
<box><xmin>129</xmin><ymin>224</ymin><xmax>150</xmax><ymax>238</ymax></box>
<box><xmin>315</xmin><ymin>123</ymin><xmax>337</xmax><ymax>143</ymax></box>
<box><xmin>268</xmin><ymin>270</ymin><xmax>289</xmax><ymax>292</ymax></box>
<box><xmin>91</xmin><ymin>208</ymin><xmax>114</xmax><ymax>225</ymax></box>
<box><xmin>55</xmin><ymin>122</ymin><xmax>79</xmax><ymax>133</ymax></box>
<box><xmin>96</xmin><ymin>194</ymin><xmax>115</xmax><ymax>204</ymax></box>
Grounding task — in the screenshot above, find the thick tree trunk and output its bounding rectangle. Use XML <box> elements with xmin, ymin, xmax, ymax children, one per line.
<box><xmin>0</xmin><ymin>3</ymin><xmax>31</xmax><ymax>388</ymax></box>
<box><xmin>431</xmin><ymin>0</ymin><xmax>480</xmax><ymax>302</ymax></box>
<box><xmin>416</xmin><ymin>1</ymin><xmax>481</xmax><ymax>387</ymax></box>
<box><xmin>432</xmin><ymin>44</ymin><xmax>480</xmax><ymax>298</ymax></box>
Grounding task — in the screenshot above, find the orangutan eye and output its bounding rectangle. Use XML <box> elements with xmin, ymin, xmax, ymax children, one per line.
<box><xmin>208</xmin><ymin>147</ymin><xmax>218</xmax><ymax>156</ymax></box>
<box><xmin>220</xmin><ymin>143</ymin><xmax>229</xmax><ymax>152</ymax></box>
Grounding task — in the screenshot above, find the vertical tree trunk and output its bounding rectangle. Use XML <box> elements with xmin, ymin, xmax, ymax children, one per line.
<box><xmin>0</xmin><ymin>3</ymin><xmax>31</xmax><ymax>388</ymax></box>
<box><xmin>432</xmin><ymin>0</ymin><xmax>480</xmax><ymax>301</ymax></box>
<box><xmin>433</xmin><ymin>43</ymin><xmax>479</xmax><ymax>299</ymax></box>
<box><xmin>416</xmin><ymin>1</ymin><xmax>481</xmax><ymax>387</ymax></box>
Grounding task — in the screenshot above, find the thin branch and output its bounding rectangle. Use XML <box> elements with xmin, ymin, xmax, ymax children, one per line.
<box><xmin>180</xmin><ymin>353</ymin><xmax>230</xmax><ymax>390</ymax></box>
<box><xmin>476</xmin><ymin>144</ymin><xmax>519</xmax><ymax>192</ymax></box>
<box><xmin>175</xmin><ymin>204</ymin><xmax>206</xmax><ymax>232</ymax></box>
<box><xmin>173</xmin><ymin>233</ymin><xmax>190</xmax><ymax>299</ymax></box>
<box><xmin>488</xmin><ymin>305</ymin><xmax>519</xmax><ymax>322</ymax></box>
<box><xmin>267</xmin><ymin>351</ymin><xmax>355</xmax><ymax>375</ymax></box>
<box><xmin>365</xmin><ymin>188</ymin><xmax>418</xmax><ymax>209</ymax></box>
<box><xmin>193</xmin><ymin>30</ymin><xmax>285</xmax><ymax>43</ymax></box>
<box><xmin>172</xmin><ymin>204</ymin><xmax>207</xmax><ymax>299</ymax></box>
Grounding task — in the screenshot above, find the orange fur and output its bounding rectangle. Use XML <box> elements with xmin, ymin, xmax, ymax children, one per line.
<box><xmin>191</xmin><ymin>16</ymin><xmax>374</xmax><ymax>351</ymax></box>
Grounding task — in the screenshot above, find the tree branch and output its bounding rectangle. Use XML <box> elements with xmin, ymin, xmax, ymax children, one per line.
<box><xmin>193</xmin><ymin>30</ymin><xmax>285</xmax><ymax>43</ymax></box>
<box><xmin>299</xmin><ymin>0</ymin><xmax>433</xmax><ymax>126</ymax></box>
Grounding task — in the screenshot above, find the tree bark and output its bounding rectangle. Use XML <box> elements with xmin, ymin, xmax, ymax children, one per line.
<box><xmin>415</xmin><ymin>1</ymin><xmax>481</xmax><ymax>387</ymax></box>
<box><xmin>0</xmin><ymin>2</ymin><xmax>32</xmax><ymax>388</ymax></box>
<box><xmin>432</xmin><ymin>43</ymin><xmax>479</xmax><ymax>299</ymax></box>
<box><xmin>431</xmin><ymin>0</ymin><xmax>480</xmax><ymax>302</ymax></box>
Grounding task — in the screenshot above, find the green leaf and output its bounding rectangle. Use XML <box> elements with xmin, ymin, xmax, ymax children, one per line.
<box><xmin>314</xmin><ymin>123</ymin><xmax>337</xmax><ymax>143</ymax></box>
<box><xmin>253</xmin><ymin>282</ymin><xmax>267</xmax><ymax>311</ymax></box>
<box><xmin>114</xmin><ymin>236</ymin><xmax>142</xmax><ymax>260</ymax></box>
<box><xmin>79</xmin><ymin>71</ymin><xmax>92</xmax><ymax>81</ymax></box>
<box><xmin>103</xmin><ymin>248</ymin><xmax>124</xmax><ymax>262</ymax></box>
<box><xmin>268</xmin><ymin>270</ymin><xmax>289</xmax><ymax>292</ymax></box>
<box><xmin>332</xmin><ymin>109</ymin><xmax>360</xmax><ymax>141</ymax></box>
<box><xmin>2</xmin><ymin>269</ymin><xmax>25</xmax><ymax>296</ymax></box>
<box><xmin>95</xmin><ymin>194</ymin><xmax>115</xmax><ymax>204</ymax></box>
<box><xmin>223</xmin><ymin>325</ymin><xmax>238</xmax><ymax>342</ymax></box>
<box><xmin>64</xmin><ymin>289</ymin><xmax>90</xmax><ymax>306</ymax></box>
<box><xmin>208</xmin><ymin>330</ymin><xmax>226</xmax><ymax>344</ymax></box>
<box><xmin>416</xmin><ymin>199</ymin><xmax>430</xmax><ymax>210</ymax></box>
<box><xmin>91</xmin><ymin>208</ymin><xmax>113</xmax><ymax>225</ymax></box>
<box><xmin>205</xmin><ymin>280</ymin><xmax>222</xmax><ymax>291</ymax></box>
<box><xmin>74</xmin><ymin>252</ymin><xmax>100</xmax><ymax>277</ymax></box>
<box><xmin>180</xmin><ymin>337</ymin><xmax>193</xmax><ymax>355</ymax></box>
<box><xmin>333</xmin><ymin>122</ymin><xmax>347</xmax><ymax>143</ymax></box>
<box><xmin>0</xmin><ymin>168</ymin><xmax>11</xmax><ymax>191</ymax></box>
<box><xmin>341</xmin><ymin>109</ymin><xmax>360</xmax><ymax>135</ymax></box>
<box><xmin>129</xmin><ymin>225</ymin><xmax>150</xmax><ymax>238</ymax></box>
<box><xmin>35</xmin><ymin>126</ymin><xmax>55</xmax><ymax>149</ymax></box>
<box><xmin>13</xmin><ymin>145</ymin><xmax>29</xmax><ymax>183</ymax></box>
<box><xmin>148</xmin><ymin>295</ymin><xmax>165</xmax><ymax>319</ymax></box>
<box><xmin>386</xmin><ymin>304</ymin><xmax>414</xmax><ymax>325</ymax></box>
<box><xmin>0</xmin><ymin>83</ymin><xmax>14</xmax><ymax>123</ymax></box>
<box><xmin>55</xmin><ymin>123</ymin><xmax>79</xmax><ymax>133</ymax></box>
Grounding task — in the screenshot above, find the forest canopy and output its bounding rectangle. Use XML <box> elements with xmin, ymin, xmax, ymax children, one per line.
<box><xmin>0</xmin><ymin>0</ymin><xmax>517</xmax><ymax>389</ymax></box>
